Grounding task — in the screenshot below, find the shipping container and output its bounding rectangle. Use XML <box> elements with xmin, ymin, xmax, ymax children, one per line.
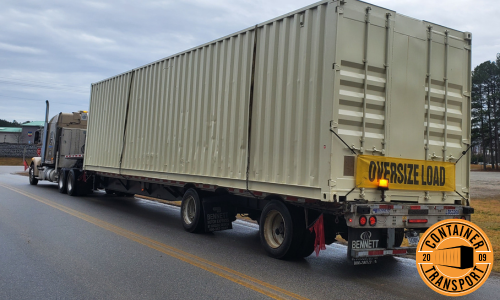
<box><xmin>435</xmin><ymin>246</ymin><xmax>474</xmax><ymax>269</ymax></box>
<box><xmin>84</xmin><ymin>0</ymin><xmax>471</xmax><ymax>205</ymax></box>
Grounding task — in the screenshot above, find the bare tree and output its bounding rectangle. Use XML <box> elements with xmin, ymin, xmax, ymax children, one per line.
<box><xmin>13</xmin><ymin>131</ymin><xmax>24</xmax><ymax>144</ymax></box>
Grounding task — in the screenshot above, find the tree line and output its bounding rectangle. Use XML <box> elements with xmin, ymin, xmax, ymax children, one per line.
<box><xmin>472</xmin><ymin>54</ymin><xmax>500</xmax><ymax>169</ymax></box>
<box><xmin>0</xmin><ymin>119</ymin><xmax>25</xmax><ymax>127</ymax></box>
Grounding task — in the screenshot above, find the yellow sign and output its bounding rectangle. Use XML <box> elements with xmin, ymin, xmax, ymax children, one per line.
<box><xmin>416</xmin><ymin>220</ymin><xmax>494</xmax><ymax>296</ymax></box>
<box><xmin>355</xmin><ymin>155</ymin><xmax>455</xmax><ymax>192</ymax></box>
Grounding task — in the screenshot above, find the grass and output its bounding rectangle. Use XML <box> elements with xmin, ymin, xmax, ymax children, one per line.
<box><xmin>471</xmin><ymin>198</ymin><xmax>500</xmax><ymax>272</ymax></box>
<box><xmin>0</xmin><ymin>157</ymin><xmax>27</xmax><ymax>166</ymax></box>
<box><xmin>471</xmin><ymin>164</ymin><xmax>500</xmax><ymax>171</ymax></box>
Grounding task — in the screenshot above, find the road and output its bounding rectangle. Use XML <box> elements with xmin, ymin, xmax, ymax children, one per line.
<box><xmin>1</xmin><ymin>166</ymin><xmax>498</xmax><ymax>300</ymax></box>
<box><xmin>469</xmin><ymin>170</ymin><xmax>500</xmax><ymax>199</ymax></box>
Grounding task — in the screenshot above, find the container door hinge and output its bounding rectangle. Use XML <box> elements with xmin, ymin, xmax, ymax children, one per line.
<box><xmin>328</xmin><ymin>179</ymin><xmax>336</xmax><ymax>187</ymax></box>
<box><xmin>330</xmin><ymin>120</ymin><xmax>338</xmax><ymax>130</ymax></box>
<box><xmin>332</xmin><ymin>63</ymin><xmax>341</xmax><ymax>71</ymax></box>
<box><xmin>463</xmin><ymin>91</ymin><xmax>471</xmax><ymax>97</ymax></box>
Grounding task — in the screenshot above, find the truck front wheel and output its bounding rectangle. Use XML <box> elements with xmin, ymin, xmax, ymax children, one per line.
<box><xmin>259</xmin><ymin>200</ymin><xmax>304</xmax><ymax>260</ymax></box>
<box><xmin>28</xmin><ymin>163</ymin><xmax>38</xmax><ymax>185</ymax></box>
<box><xmin>181</xmin><ymin>189</ymin><xmax>205</xmax><ymax>233</ymax></box>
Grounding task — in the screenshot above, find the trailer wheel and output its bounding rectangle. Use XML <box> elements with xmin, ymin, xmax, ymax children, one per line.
<box><xmin>299</xmin><ymin>230</ymin><xmax>316</xmax><ymax>258</ymax></box>
<box><xmin>28</xmin><ymin>163</ymin><xmax>38</xmax><ymax>185</ymax></box>
<box><xmin>181</xmin><ymin>189</ymin><xmax>205</xmax><ymax>233</ymax></box>
<box><xmin>259</xmin><ymin>201</ymin><xmax>304</xmax><ymax>259</ymax></box>
<box><xmin>67</xmin><ymin>169</ymin><xmax>79</xmax><ymax>196</ymax></box>
<box><xmin>58</xmin><ymin>169</ymin><xmax>67</xmax><ymax>194</ymax></box>
<box><xmin>395</xmin><ymin>228</ymin><xmax>404</xmax><ymax>247</ymax></box>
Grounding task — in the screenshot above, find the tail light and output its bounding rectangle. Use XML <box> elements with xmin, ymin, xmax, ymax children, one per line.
<box><xmin>359</xmin><ymin>215</ymin><xmax>367</xmax><ymax>226</ymax></box>
<box><xmin>369</xmin><ymin>216</ymin><xmax>377</xmax><ymax>226</ymax></box>
<box><xmin>408</xmin><ymin>219</ymin><xmax>428</xmax><ymax>224</ymax></box>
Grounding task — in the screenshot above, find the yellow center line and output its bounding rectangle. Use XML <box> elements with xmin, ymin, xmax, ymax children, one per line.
<box><xmin>0</xmin><ymin>183</ymin><xmax>309</xmax><ymax>300</ymax></box>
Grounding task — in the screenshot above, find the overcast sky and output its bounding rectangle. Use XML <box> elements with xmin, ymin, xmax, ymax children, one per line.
<box><xmin>1</xmin><ymin>0</ymin><xmax>498</xmax><ymax>123</ymax></box>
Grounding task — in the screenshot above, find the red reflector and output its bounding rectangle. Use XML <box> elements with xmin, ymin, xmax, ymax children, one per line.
<box><xmin>393</xmin><ymin>249</ymin><xmax>407</xmax><ymax>255</ymax></box>
<box><xmin>410</xmin><ymin>206</ymin><xmax>421</xmax><ymax>210</ymax></box>
<box><xmin>359</xmin><ymin>216</ymin><xmax>367</xmax><ymax>226</ymax></box>
<box><xmin>444</xmin><ymin>206</ymin><xmax>456</xmax><ymax>209</ymax></box>
<box><xmin>369</xmin><ymin>250</ymin><xmax>384</xmax><ymax>256</ymax></box>
<box><xmin>408</xmin><ymin>219</ymin><xmax>428</xmax><ymax>223</ymax></box>
<box><xmin>379</xmin><ymin>205</ymin><xmax>393</xmax><ymax>210</ymax></box>
<box><xmin>348</xmin><ymin>218</ymin><xmax>353</xmax><ymax>223</ymax></box>
<box><xmin>369</xmin><ymin>216</ymin><xmax>377</xmax><ymax>226</ymax></box>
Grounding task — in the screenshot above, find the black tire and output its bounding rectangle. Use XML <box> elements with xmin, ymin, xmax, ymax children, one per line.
<box><xmin>116</xmin><ymin>192</ymin><xmax>134</xmax><ymax>197</ymax></box>
<box><xmin>105</xmin><ymin>189</ymin><xmax>115</xmax><ymax>195</ymax></box>
<box><xmin>259</xmin><ymin>200</ymin><xmax>305</xmax><ymax>260</ymax></box>
<box><xmin>58</xmin><ymin>169</ymin><xmax>67</xmax><ymax>194</ymax></box>
<box><xmin>67</xmin><ymin>169</ymin><xmax>79</xmax><ymax>196</ymax></box>
<box><xmin>299</xmin><ymin>230</ymin><xmax>316</xmax><ymax>258</ymax></box>
<box><xmin>394</xmin><ymin>228</ymin><xmax>404</xmax><ymax>247</ymax></box>
<box><xmin>28</xmin><ymin>163</ymin><xmax>38</xmax><ymax>185</ymax></box>
<box><xmin>180</xmin><ymin>189</ymin><xmax>205</xmax><ymax>233</ymax></box>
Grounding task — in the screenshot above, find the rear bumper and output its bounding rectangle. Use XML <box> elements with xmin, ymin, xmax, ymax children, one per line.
<box><xmin>351</xmin><ymin>247</ymin><xmax>416</xmax><ymax>258</ymax></box>
<box><xmin>345</xmin><ymin>203</ymin><xmax>473</xmax><ymax>228</ymax></box>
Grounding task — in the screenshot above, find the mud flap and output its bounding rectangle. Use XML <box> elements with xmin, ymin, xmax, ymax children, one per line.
<box><xmin>348</xmin><ymin>227</ymin><xmax>383</xmax><ymax>265</ymax></box>
<box><xmin>202</xmin><ymin>197</ymin><xmax>236</xmax><ymax>232</ymax></box>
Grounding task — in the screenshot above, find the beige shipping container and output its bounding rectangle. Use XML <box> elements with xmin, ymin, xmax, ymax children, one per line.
<box><xmin>84</xmin><ymin>0</ymin><xmax>471</xmax><ymax>205</ymax></box>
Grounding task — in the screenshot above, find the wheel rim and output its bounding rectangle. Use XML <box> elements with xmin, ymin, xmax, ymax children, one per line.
<box><xmin>182</xmin><ymin>195</ymin><xmax>196</xmax><ymax>225</ymax></box>
<box><xmin>263</xmin><ymin>210</ymin><xmax>286</xmax><ymax>249</ymax></box>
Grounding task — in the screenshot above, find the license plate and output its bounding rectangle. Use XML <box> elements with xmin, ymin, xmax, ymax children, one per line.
<box><xmin>407</xmin><ymin>236</ymin><xmax>420</xmax><ymax>246</ymax></box>
<box><xmin>446</xmin><ymin>209</ymin><xmax>459</xmax><ymax>215</ymax></box>
<box><xmin>353</xmin><ymin>258</ymin><xmax>377</xmax><ymax>265</ymax></box>
<box><xmin>373</xmin><ymin>208</ymin><xmax>390</xmax><ymax>214</ymax></box>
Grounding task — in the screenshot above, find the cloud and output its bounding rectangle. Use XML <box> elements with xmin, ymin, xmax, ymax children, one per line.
<box><xmin>0</xmin><ymin>0</ymin><xmax>498</xmax><ymax>122</ymax></box>
<box><xmin>0</xmin><ymin>42</ymin><xmax>44</xmax><ymax>54</ymax></box>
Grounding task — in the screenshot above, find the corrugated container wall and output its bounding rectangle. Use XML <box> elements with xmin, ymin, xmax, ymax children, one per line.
<box><xmin>84</xmin><ymin>0</ymin><xmax>471</xmax><ymax>203</ymax></box>
<box><xmin>87</xmin><ymin>31</ymin><xmax>254</xmax><ymax>182</ymax></box>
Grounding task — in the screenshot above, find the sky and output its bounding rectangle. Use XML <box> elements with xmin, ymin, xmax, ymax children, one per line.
<box><xmin>0</xmin><ymin>0</ymin><xmax>498</xmax><ymax>123</ymax></box>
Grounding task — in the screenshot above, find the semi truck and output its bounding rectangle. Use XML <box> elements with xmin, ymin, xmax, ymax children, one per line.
<box><xmin>29</xmin><ymin>0</ymin><xmax>473</xmax><ymax>265</ymax></box>
<box><xmin>28</xmin><ymin>101</ymin><xmax>88</xmax><ymax>191</ymax></box>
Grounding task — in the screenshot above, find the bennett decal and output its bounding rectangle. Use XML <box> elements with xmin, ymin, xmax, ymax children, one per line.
<box><xmin>351</xmin><ymin>231</ymin><xmax>379</xmax><ymax>249</ymax></box>
<box><xmin>416</xmin><ymin>220</ymin><xmax>494</xmax><ymax>296</ymax></box>
<box><xmin>356</xmin><ymin>155</ymin><xmax>455</xmax><ymax>192</ymax></box>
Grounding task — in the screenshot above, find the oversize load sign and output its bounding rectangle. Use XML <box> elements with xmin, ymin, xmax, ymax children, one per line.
<box><xmin>355</xmin><ymin>155</ymin><xmax>455</xmax><ymax>192</ymax></box>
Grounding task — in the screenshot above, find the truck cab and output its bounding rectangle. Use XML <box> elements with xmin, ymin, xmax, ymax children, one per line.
<box><xmin>29</xmin><ymin>105</ymin><xmax>88</xmax><ymax>186</ymax></box>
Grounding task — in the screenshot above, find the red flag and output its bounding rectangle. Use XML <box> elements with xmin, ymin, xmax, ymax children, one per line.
<box><xmin>309</xmin><ymin>214</ymin><xmax>326</xmax><ymax>256</ymax></box>
<box><xmin>23</xmin><ymin>160</ymin><xmax>29</xmax><ymax>171</ymax></box>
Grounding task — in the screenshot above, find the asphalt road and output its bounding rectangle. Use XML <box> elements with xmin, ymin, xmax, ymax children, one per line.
<box><xmin>1</xmin><ymin>166</ymin><xmax>499</xmax><ymax>300</ymax></box>
<box><xmin>469</xmin><ymin>170</ymin><xmax>500</xmax><ymax>199</ymax></box>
